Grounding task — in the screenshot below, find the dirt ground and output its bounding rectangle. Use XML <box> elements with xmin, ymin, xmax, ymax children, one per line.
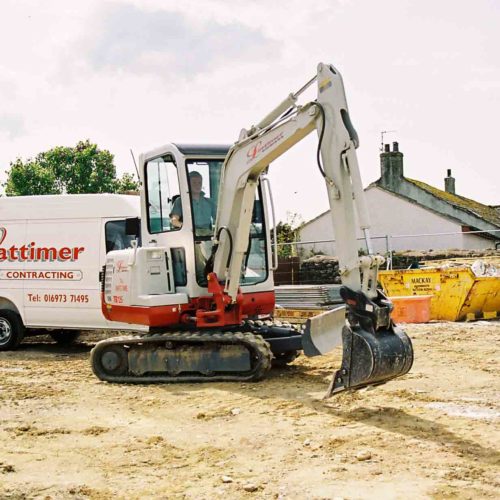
<box><xmin>0</xmin><ymin>321</ymin><xmax>499</xmax><ymax>500</ymax></box>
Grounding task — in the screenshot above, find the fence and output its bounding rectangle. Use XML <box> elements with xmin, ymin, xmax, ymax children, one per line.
<box><xmin>274</xmin><ymin>256</ymin><xmax>301</xmax><ymax>286</ymax></box>
<box><xmin>274</xmin><ymin>228</ymin><xmax>500</xmax><ymax>285</ymax></box>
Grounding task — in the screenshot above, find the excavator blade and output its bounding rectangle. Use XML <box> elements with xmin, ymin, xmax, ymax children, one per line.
<box><xmin>325</xmin><ymin>324</ymin><xmax>413</xmax><ymax>397</ymax></box>
<box><xmin>301</xmin><ymin>305</ymin><xmax>346</xmax><ymax>357</ymax></box>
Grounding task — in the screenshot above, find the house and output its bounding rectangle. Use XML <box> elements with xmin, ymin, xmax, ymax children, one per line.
<box><xmin>298</xmin><ymin>143</ymin><xmax>500</xmax><ymax>255</ymax></box>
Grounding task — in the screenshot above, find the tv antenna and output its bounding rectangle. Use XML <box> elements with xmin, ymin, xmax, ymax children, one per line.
<box><xmin>380</xmin><ymin>130</ymin><xmax>397</xmax><ymax>151</ymax></box>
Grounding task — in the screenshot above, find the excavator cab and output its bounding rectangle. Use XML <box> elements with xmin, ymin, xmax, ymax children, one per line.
<box><xmin>92</xmin><ymin>62</ymin><xmax>414</xmax><ymax>396</ymax></box>
<box><xmin>140</xmin><ymin>147</ymin><xmax>271</xmax><ymax>294</ymax></box>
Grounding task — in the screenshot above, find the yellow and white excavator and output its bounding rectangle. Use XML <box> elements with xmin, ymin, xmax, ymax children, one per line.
<box><xmin>91</xmin><ymin>62</ymin><xmax>413</xmax><ymax>397</ymax></box>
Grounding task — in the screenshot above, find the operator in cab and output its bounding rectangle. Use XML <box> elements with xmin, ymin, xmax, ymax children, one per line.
<box><xmin>170</xmin><ymin>170</ymin><xmax>216</xmax><ymax>283</ymax></box>
<box><xmin>170</xmin><ymin>170</ymin><xmax>216</xmax><ymax>231</ymax></box>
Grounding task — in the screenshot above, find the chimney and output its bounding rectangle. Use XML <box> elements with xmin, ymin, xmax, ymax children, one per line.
<box><xmin>444</xmin><ymin>169</ymin><xmax>456</xmax><ymax>194</ymax></box>
<box><xmin>380</xmin><ymin>142</ymin><xmax>404</xmax><ymax>191</ymax></box>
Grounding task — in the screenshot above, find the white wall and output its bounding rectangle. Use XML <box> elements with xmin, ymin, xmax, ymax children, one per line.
<box><xmin>298</xmin><ymin>186</ymin><xmax>494</xmax><ymax>256</ymax></box>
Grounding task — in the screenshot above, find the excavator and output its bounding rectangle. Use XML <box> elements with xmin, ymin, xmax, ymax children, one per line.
<box><xmin>91</xmin><ymin>62</ymin><xmax>413</xmax><ymax>397</ymax></box>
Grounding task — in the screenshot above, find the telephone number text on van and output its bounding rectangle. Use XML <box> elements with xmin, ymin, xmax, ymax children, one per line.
<box><xmin>27</xmin><ymin>293</ymin><xmax>90</xmax><ymax>304</ymax></box>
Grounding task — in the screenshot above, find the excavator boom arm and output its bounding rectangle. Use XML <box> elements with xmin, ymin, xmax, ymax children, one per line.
<box><xmin>212</xmin><ymin>63</ymin><xmax>376</xmax><ymax>302</ymax></box>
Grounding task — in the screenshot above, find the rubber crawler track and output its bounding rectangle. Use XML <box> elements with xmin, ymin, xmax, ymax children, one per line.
<box><xmin>90</xmin><ymin>330</ymin><xmax>273</xmax><ymax>384</ymax></box>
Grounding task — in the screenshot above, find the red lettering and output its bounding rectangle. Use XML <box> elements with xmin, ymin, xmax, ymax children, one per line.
<box><xmin>247</xmin><ymin>141</ymin><xmax>262</xmax><ymax>160</ymax></box>
<box><xmin>59</xmin><ymin>247</ymin><xmax>72</xmax><ymax>260</ymax></box>
<box><xmin>9</xmin><ymin>246</ymin><xmax>18</xmax><ymax>260</ymax></box>
<box><xmin>36</xmin><ymin>248</ymin><xmax>58</xmax><ymax>261</ymax></box>
<box><xmin>73</xmin><ymin>247</ymin><xmax>85</xmax><ymax>260</ymax></box>
<box><xmin>0</xmin><ymin>229</ymin><xmax>84</xmax><ymax>263</ymax></box>
<box><xmin>20</xmin><ymin>245</ymin><xmax>30</xmax><ymax>260</ymax></box>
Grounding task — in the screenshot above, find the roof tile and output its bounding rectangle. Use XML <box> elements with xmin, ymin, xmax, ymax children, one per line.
<box><xmin>405</xmin><ymin>178</ymin><xmax>500</xmax><ymax>227</ymax></box>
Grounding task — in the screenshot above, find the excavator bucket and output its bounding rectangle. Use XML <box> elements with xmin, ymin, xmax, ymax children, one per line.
<box><xmin>325</xmin><ymin>324</ymin><xmax>413</xmax><ymax>397</ymax></box>
<box><xmin>301</xmin><ymin>291</ymin><xmax>414</xmax><ymax>397</ymax></box>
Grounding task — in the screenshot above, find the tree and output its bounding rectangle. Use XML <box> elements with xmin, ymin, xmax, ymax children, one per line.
<box><xmin>274</xmin><ymin>212</ymin><xmax>303</xmax><ymax>258</ymax></box>
<box><xmin>4</xmin><ymin>158</ymin><xmax>60</xmax><ymax>196</ymax></box>
<box><xmin>3</xmin><ymin>140</ymin><xmax>139</xmax><ymax>196</ymax></box>
<box><xmin>115</xmin><ymin>172</ymin><xmax>140</xmax><ymax>194</ymax></box>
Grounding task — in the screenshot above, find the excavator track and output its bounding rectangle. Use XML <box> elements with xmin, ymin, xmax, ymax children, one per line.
<box><xmin>90</xmin><ymin>330</ymin><xmax>273</xmax><ymax>384</ymax></box>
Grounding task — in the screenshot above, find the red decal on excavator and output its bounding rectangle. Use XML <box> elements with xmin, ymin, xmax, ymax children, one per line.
<box><xmin>246</xmin><ymin>132</ymin><xmax>285</xmax><ymax>163</ymax></box>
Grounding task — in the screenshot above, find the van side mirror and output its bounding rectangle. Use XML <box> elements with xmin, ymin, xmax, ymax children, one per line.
<box><xmin>125</xmin><ymin>217</ymin><xmax>140</xmax><ymax>236</ymax></box>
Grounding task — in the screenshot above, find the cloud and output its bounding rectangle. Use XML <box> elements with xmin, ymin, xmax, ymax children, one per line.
<box><xmin>463</xmin><ymin>80</ymin><xmax>500</xmax><ymax>92</ymax></box>
<box><xmin>0</xmin><ymin>76</ymin><xmax>17</xmax><ymax>100</ymax></box>
<box><xmin>0</xmin><ymin>114</ymin><xmax>25</xmax><ymax>139</ymax></box>
<box><xmin>85</xmin><ymin>3</ymin><xmax>280</xmax><ymax>77</ymax></box>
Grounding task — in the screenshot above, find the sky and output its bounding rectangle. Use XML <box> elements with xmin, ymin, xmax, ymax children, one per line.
<box><xmin>1</xmin><ymin>0</ymin><xmax>499</xmax><ymax>224</ymax></box>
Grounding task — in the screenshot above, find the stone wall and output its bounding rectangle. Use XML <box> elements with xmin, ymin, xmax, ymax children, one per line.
<box><xmin>297</xmin><ymin>250</ymin><xmax>499</xmax><ymax>285</ymax></box>
<box><xmin>299</xmin><ymin>255</ymin><xmax>341</xmax><ymax>284</ymax></box>
<box><xmin>390</xmin><ymin>249</ymin><xmax>499</xmax><ymax>269</ymax></box>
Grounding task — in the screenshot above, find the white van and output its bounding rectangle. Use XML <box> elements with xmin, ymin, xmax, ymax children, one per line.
<box><xmin>0</xmin><ymin>194</ymin><xmax>144</xmax><ymax>350</ymax></box>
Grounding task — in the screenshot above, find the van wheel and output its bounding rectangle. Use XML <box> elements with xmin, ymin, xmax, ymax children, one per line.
<box><xmin>0</xmin><ymin>311</ymin><xmax>25</xmax><ymax>351</ymax></box>
<box><xmin>50</xmin><ymin>330</ymin><xmax>81</xmax><ymax>345</ymax></box>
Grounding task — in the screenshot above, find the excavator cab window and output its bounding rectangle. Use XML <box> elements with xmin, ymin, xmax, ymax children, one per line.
<box><xmin>242</xmin><ymin>187</ymin><xmax>267</xmax><ymax>284</ymax></box>
<box><xmin>186</xmin><ymin>160</ymin><xmax>220</xmax><ymax>284</ymax></box>
<box><xmin>185</xmin><ymin>160</ymin><xmax>268</xmax><ymax>286</ymax></box>
<box><xmin>145</xmin><ymin>155</ymin><xmax>181</xmax><ymax>234</ymax></box>
<box><xmin>186</xmin><ymin>161</ymin><xmax>218</xmax><ymax>238</ymax></box>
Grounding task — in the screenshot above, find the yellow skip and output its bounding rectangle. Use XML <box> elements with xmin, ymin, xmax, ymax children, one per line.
<box><xmin>378</xmin><ymin>267</ymin><xmax>500</xmax><ymax>321</ymax></box>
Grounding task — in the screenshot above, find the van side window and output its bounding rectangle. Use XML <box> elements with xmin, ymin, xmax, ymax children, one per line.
<box><xmin>105</xmin><ymin>220</ymin><xmax>139</xmax><ymax>253</ymax></box>
<box><xmin>146</xmin><ymin>156</ymin><xmax>181</xmax><ymax>234</ymax></box>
